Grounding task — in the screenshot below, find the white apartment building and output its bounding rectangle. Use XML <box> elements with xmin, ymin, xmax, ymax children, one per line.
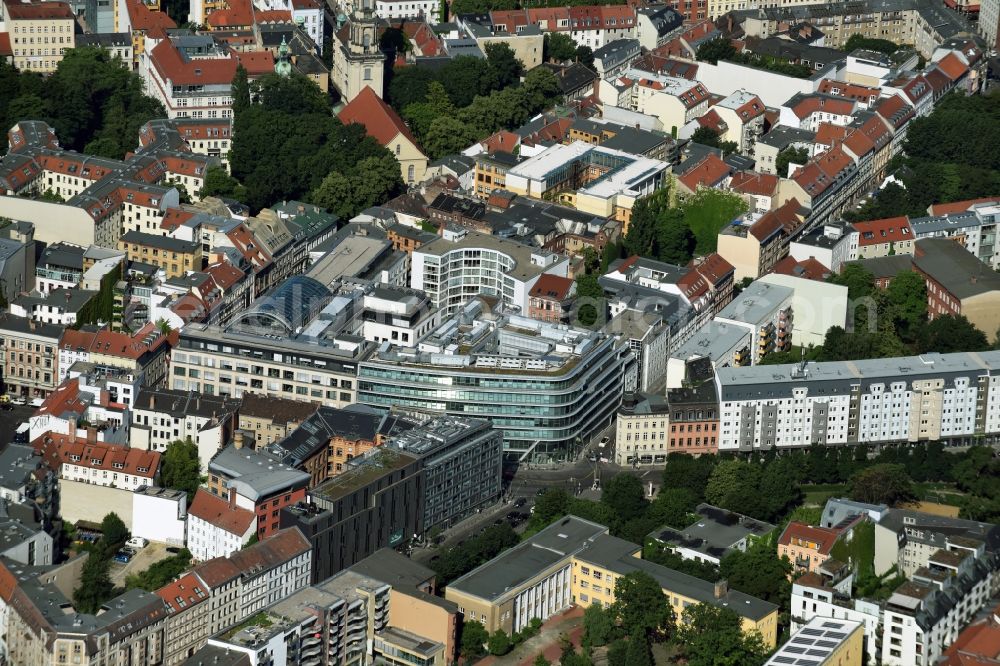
<box><xmin>792</xmin><ymin>565</ymin><xmax>884</xmax><ymax>664</ymax></box>
<box><xmin>604</xmin><ymin>70</ymin><xmax>711</xmax><ymax>135</ymax></box>
<box><xmin>715</xmin><ymin>350</ymin><xmax>1000</xmax><ymax>451</ymax></box>
<box><xmin>142</xmin><ymin>38</ymin><xmax>236</xmax><ymax>120</ymax></box>
<box><xmin>186</xmin><ymin>488</ymin><xmax>256</xmax><ymax>561</ymax></box>
<box><xmin>374</xmin><ymin>0</ymin><xmax>439</xmax><ymax>21</ymax></box>
<box><xmin>131</xmin><ymin>388</ymin><xmax>240</xmax><ymax>453</ymax></box>
<box><xmin>881</xmin><ymin>549</ymin><xmax>995</xmax><ymax>666</ymax></box>
<box><xmin>411</xmin><ymin>227</ymin><xmax>570</xmax><ymax>315</ymax></box>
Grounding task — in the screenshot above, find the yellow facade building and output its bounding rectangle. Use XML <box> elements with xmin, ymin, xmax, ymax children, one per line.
<box><xmin>5</xmin><ymin>1</ymin><xmax>75</xmax><ymax>73</ymax></box>
<box><xmin>444</xmin><ymin>516</ymin><xmax>778</xmax><ymax>648</ymax></box>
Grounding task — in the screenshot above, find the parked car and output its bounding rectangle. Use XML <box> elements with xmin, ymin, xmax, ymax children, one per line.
<box><xmin>599</xmin><ymin>437</ymin><xmax>610</xmax><ymax>447</ymax></box>
<box><xmin>513</xmin><ymin>498</ymin><xmax>527</xmax><ymax>508</ymax></box>
<box><xmin>126</xmin><ymin>537</ymin><xmax>148</xmax><ymax>549</ymax></box>
<box><xmin>29</xmin><ymin>397</ymin><xmax>43</xmax><ymax>407</ymax></box>
<box><xmin>10</xmin><ymin>397</ymin><xmax>26</xmax><ymax>406</ymax></box>
<box><xmin>113</xmin><ymin>551</ymin><xmax>132</xmax><ymax>564</ymax></box>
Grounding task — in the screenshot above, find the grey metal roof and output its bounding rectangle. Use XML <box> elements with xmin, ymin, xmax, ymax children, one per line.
<box><xmin>670</xmin><ymin>321</ymin><xmax>750</xmax><ymax>363</ymax></box>
<box><xmin>650</xmin><ymin>503</ymin><xmax>775</xmax><ymax>562</ymax></box>
<box><xmin>574</xmin><ymin>534</ymin><xmax>779</xmax><ymax>621</ymax></box>
<box><xmin>715</xmin><ymin>281</ymin><xmax>793</xmax><ymax>325</ymax></box>
<box><xmin>447</xmin><ymin>516</ymin><xmax>609</xmax><ymax>601</ymax></box>
<box><xmin>208</xmin><ymin>445</ymin><xmax>310</xmax><ymax>501</ymax></box>
<box><xmin>912</xmin><ymin>237</ymin><xmax>1000</xmax><ymax>299</ymax></box>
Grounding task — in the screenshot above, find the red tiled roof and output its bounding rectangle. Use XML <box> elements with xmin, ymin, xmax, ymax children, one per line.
<box><xmin>235</xmin><ymin>50</ymin><xmax>275</xmax><ymax>76</ymax></box>
<box><xmin>814</xmin><ymin>122</ymin><xmax>848</xmax><ymax>147</ymax></box>
<box><xmin>929</xmin><ymin>198</ymin><xmax>1000</xmax><ymax>215</ymax></box>
<box><xmin>935</xmin><ymin>52</ymin><xmax>968</xmax><ymax>81</ymax></box>
<box><xmin>676</xmin><ymin>269</ymin><xmax>709</xmax><ymax>302</ymax></box>
<box><xmin>188</xmin><ymin>488</ymin><xmax>256</xmax><ymax>536</ymax></box>
<box><xmin>33</xmin><ymin>433</ymin><xmax>160</xmax><ymax>479</ymax></box>
<box><xmin>529</xmin><ymin>273</ymin><xmax>575</xmax><ymax>300</ymax></box>
<box><xmin>678</xmin><ymin>153</ymin><xmax>731</xmax><ymax>192</ymax></box>
<box><xmin>778</xmin><ymin>521</ymin><xmax>841</xmax><ymax>555</ymax></box>
<box><xmin>696</xmin><ymin>109</ymin><xmax>726</xmax><ymax>133</ymax></box>
<box><xmin>729</xmin><ymin>171</ymin><xmax>778</xmax><ymax>197</ymax></box>
<box><xmin>816</xmin><ymin>79</ymin><xmax>880</xmax><ymax>104</ymax></box>
<box><xmin>874</xmin><ymin>94</ymin><xmax>915</xmax><ymax>130</ymax></box>
<box><xmin>204</xmin><ymin>261</ymin><xmax>245</xmax><ymax>290</ymax></box>
<box><xmin>226</xmin><ymin>528</ymin><xmax>310</xmax><ymax>572</ymax></box>
<box><xmin>689</xmin><ymin>252</ymin><xmax>734</xmax><ymax>286</ymax></box>
<box><xmin>0</xmin><ymin>33</ymin><xmax>11</xmax><ymax>57</ymax></box>
<box><xmin>156</xmin><ymin>573</ymin><xmax>209</xmax><ymax>613</ymax></box>
<box><xmin>339</xmin><ymin>86</ymin><xmax>421</xmax><ymax>150</ymax></box>
<box><xmin>789</xmin><ymin>95</ymin><xmax>855</xmax><ymax>120</ymax></box>
<box><xmin>59</xmin><ymin>322</ymin><xmax>170</xmax><ymax>361</ymax></box>
<box><xmin>483</xmin><ymin>131</ymin><xmax>520</xmax><ymax>155</ymax></box>
<box><xmin>191</xmin><ymin>556</ymin><xmax>241</xmax><ymax>589</ymax></box>
<box><xmin>160</xmin><ymin>208</ymin><xmax>197</xmax><ymax>231</ymax></box>
<box><xmin>771</xmin><ymin>255</ymin><xmax>830</xmax><ymax>281</ymax></box>
<box><xmin>34</xmin><ymin>379</ymin><xmax>88</xmax><ymax>420</ymax></box>
<box><xmin>149</xmin><ymin>39</ymin><xmax>237</xmax><ymax>86</ymax></box>
<box><xmin>5</xmin><ymin>1</ymin><xmax>74</xmax><ymax>19</ymax></box>
<box><xmin>126</xmin><ymin>0</ymin><xmax>177</xmax><ymax>34</ymax></box>
<box><xmin>940</xmin><ymin>606</ymin><xmax>1000</xmax><ymax>666</ymax></box>
<box><xmin>852</xmin><ymin>216</ymin><xmax>912</xmax><ymax>247</ymax></box>
<box><xmin>750</xmin><ymin>198</ymin><xmax>802</xmax><ymax>242</ymax></box>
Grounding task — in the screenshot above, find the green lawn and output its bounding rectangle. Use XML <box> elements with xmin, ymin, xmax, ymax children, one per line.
<box><xmin>682</xmin><ymin>189</ymin><xmax>749</xmax><ymax>254</ymax></box>
<box><xmin>801</xmin><ymin>484</ymin><xmax>848</xmax><ymax>506</ymax></box>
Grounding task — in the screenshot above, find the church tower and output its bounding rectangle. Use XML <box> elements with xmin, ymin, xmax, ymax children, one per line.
<box><xmin>332</xmin><ymin>0</ymin><xmax>385</xmax><ymax>102</ymax></box>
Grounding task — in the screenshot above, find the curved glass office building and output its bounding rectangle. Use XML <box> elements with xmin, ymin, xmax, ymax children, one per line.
<box><xmin>357</xmin><ymin>313</ymin><xmax>636</xmax><ymax>461</ymax></box>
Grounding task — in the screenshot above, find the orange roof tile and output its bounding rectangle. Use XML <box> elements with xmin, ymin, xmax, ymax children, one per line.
<box><xmin>33</xmin><ymin>433</ymin><xmax>160</xmax><ymax>479</ymax></box>
<box><xmin>935</xmin><ymin>52</ymin><xmax>968</xmax><ymax>81</ymax></box>
<box><xmin>235</xmin><ymin>50</ymin><xmax>274</xmax><ymax>75</ymax></box>
<box><xmin>126</xmin><ymin>0</ymin><xmax>177</xmax><ymax>34</ymax></box>
<box><xmin>778</xmin><ymin>521</ymin><xmax>841</xmax><ymax>555</ymax></box>
<box><xmin>529</xmin><ymin>274</ymin><xmax>575</xmax><ymax>301</ymax></box>
<box><xmin>852</xmin><ymin>216</ymin><xmax>913</xmax><ymax>247</ymax></box>
<box><xmin>156</xmin><ymin>573</ymin><xmax>209</xmax><ymax>613</ymax></box>
<box><xmin>688</xmin><ymin>252</ymin><xmax>734</xmax><ymax>286</ymax></box>
<box><xmin>817</xmin><ymin>79</ymin><xmax>880</xmax><ymax>105</ymax></box>
<box><xmin>188</xmin><ymin>488</ymin><xmax>256</xmax><ymax>536</ymax></box>
<box><xmin>678</xmin><ymin>153</ymin><xmax>731</xmax><ymax>192</ymax></box>
<box><xmin>771</xmin><ymin>255</ymin><xmax>830</xmax><ymax>281</ymax></box>
<box><xmin>0</xmin><ymin>33</ymin><xmax>11</xmax><ymax>57</ymax></box>
<box><xmin>204</xmin><ymin>261</ymin><xmax>245</xmax><ymax>290</ymax></box>
<box><xmin>750</xmin><ymin>198</ymin><xmax>802</xmax><ymax>242</ymax></box>
<box><xmin>941</xmin><ymin>606</ymin><xmax>1000</xmax><ymax>666</ymax></box>
<box><xmin>149</xmin><ymin>39</ymin><xmax>237</xmax><ymax>86</ymax></box>
<box><xmin>5</xmin><ymin>1</ymin><xmax>74</xmax><ymax>19</ymax></box>
<box><xmin>929</xmin><ymin>198</ymin><xmax>1000</xmax><ymax>215</ymax></box>
<box><xmin>789</xmin><ymin>95</ymin><xmax>855</xmax><ymax>120</ymax></box>
<box><xmin>339</xmin><ymin>86</ymin><xmax>422</xmax><ymax>151</ymax></box>
<box><xmin>729</xmin><ymin>171</ymin><xmax>778</xmax><ymax>197</ymax></box>
<box><xmin>814</xmin><ymin>122</ymin><xmax>848</xmax><ymax>147</ymax></box>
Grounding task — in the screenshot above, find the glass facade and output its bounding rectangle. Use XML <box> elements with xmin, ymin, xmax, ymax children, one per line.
<box><xmin>358</xmin><ymin>337</ymin><xmax>635</xmax><ymax>460</ymax></box>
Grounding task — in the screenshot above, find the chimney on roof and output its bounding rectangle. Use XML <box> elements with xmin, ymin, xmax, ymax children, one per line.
<box><xmin>87</xmin><ymin>428</ymin><xmax>97</xmax><ymax>444</ymax></box>
<box><xmin>149</xmin><ymin>393</ymin><xmax>155</xmax><ymax>409</ymax></box>
<box><xmin>234</xmin><ymin>431</ymin><xmax>244</xmax><ymax>450</ymax></box>
<box><xmin>228</xmin><ymin>486</ymin><xmax>237</xmax><ymax>508</ymax></box>
<box><xmin>714</xmin><ymin>579</ymin><xmax>728</xmax><ymax>599</ymax></box>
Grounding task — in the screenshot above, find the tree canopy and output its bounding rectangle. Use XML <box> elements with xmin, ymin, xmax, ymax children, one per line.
<box><xmin>229</xmin><ymin>72</ymin><xmax>401</xmax><ymax>213</ymax></box>
<box><xmin>844</xmin><ymin>91</ymin><xmax>1000</xmax><ymax>220</ymax></box>
<box><xmin>676</xmin><ymin>604</ymin><xmax>769</xmax><ymax>666</ymax></box>
<box><xmin>612</xmin><ymin>571</ymin><xmax>675</xmax><ymax>641</ymax></box>
<box><xmin>160</xmin><ymin>439</ymin><xmax>201</xmax><ymax>500</ymax></box>
<box><xmin>848</xmin><ymin>464</ymin><xmax>916</xmax><ymax>506</ymax></box>
<box><xmin>0</xmin><ymin>48</ymin><xmax>164</xmax><ymax>159</ymax></box>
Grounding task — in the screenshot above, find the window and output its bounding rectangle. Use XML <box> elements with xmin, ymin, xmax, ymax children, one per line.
<box><xmin>364</xmin><ymin>67</ymin><xmax>372</xmax><ymax>80</ymax></box>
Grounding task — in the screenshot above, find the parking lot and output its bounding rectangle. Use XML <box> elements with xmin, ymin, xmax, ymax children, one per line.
<box><xmin>110</xmin><ymin>542</ymin><xmax>173</xmax><ymax>587</ymax></box>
